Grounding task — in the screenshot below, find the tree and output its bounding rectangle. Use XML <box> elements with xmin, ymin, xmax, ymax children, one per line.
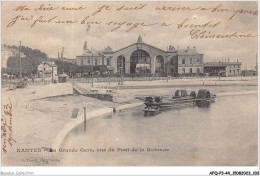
<box><xmin>6</xmin><ymin>45</ymin><xmax>48</xmax><ymax>77</ymax></box>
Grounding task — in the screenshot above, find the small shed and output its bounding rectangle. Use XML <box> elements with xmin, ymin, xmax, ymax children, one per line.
<box><xmin>58</xmin><ymin>73</ymin><xmax>69</xmax><ymax>83</ymax></box>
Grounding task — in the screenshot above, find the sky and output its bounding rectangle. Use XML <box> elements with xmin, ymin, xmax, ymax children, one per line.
<box><xmin>1</xmin><ymin>1</ymin><xmax>258</xmax><ymax>69</ymax></box>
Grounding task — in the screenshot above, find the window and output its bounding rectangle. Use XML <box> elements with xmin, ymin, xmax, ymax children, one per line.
<box><xmin>107</xmin><ymin>58</ymin><xmax>110</xmax><ymax>66</ymax></box>
<box><xmin>81</xmin><ymin>59</ymin><xmax>83</xmax><ymax>65</ymax></box>
<box><xmin>95</xmin><ymin>59</ymin><xmax>97</xmax><ymax>65</ymax></box>
<box><xmin>197</xmin><ymin>68</ymin><xmax>200</xmax><ymax>73</ymax></box>
<box><xmin>229</xmin><ymin>70</ymin><xmax>231</xmax><ymax>73</ymax></box>
<box><xmin>190</xmin><ymin>68</ymin><xmax>192</xmax><ymax>73</ymax></box>
<box><xmin>182</xmin><ymin>68</ymin><xmax>185</xmax><ymax>73</ymax></box>
<box><xmin>130</xmin><ymin>50</ymin><xmax>151</xmax><ymax>73</ymax></box>
<box><xmin>182</xmin><ymin>59</ymin><xmax>185</xmax><ymax>64</ymax></box>
<box><xmin>197</xmin><ymin>58</ymin><xmax>200</xmax><ymax>62</ymax></box>
<box><xmin>88</xmin><ymin>59</ymin><xmax>90</xmax><ymax>64</ymax></box>
<box><xmin>190</xmin><ymin>59</ymin><xmax>192</xmax><ymax>64</ymax></box>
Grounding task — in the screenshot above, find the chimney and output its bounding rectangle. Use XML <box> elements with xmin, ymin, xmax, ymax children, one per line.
<box><xmin>228</xmin><ymin>57</ymin><xmax>230</xmax><ymax>62</ymax></box>
<box><xmin>61</xmin><ymin>47</ymin><xmax>64</xmax><ymax>59</ymax></box>
<box><xmin>58</xmin><ymin>52</ymin><xmax>60</xmax><ymax>58</ymax></box>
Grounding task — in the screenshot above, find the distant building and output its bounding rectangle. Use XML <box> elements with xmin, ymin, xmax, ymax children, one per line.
<box><xmin>203</xmin><ymin>61</ymin><xmax>242</xmax><ymax>76</ymax></box>
<box><xmin>37</xmin><ymin>61</ymin><xmax>58</xmax><ymax>81</ymax></box>
<box><xmin>76</xmin><ymin>36</ymin><xmax>206</xmax><ymax>76</ymax></box>
<box><xmin>54</xmin><ymin>47</ymin><xmax>76</xmax><ymax>64</ymax></box>
<box><xmin>177</xmin><ymin>46</ymin><xmax>204</xmax><ymax>75</ymax></box>
<box><xmin>76</xmin><ymin>48</ymin><xmax>104</xmax><ymax>66</ymax></box>
<box><xmin>241</xmin><ymin>70</ymin><xmax>257</xmax><ymax>76</ymax></box>
<box><xmin>1</xmin><ymin>44</ymin><xmax>25</xmax><ymax>68</ymax></box>
<box><xmin>56</xmin><ymin>52</ymin><xmax>76</xmax><ymax>64</ymax></box>
<box><xmin>75</xmin><ymin>36</ymin><xmax>243</xmax><ymax>77</ymax></box>
<box><xmin>54</xmin><ymin>57</ymin><xmax>76</xmax><ymax>64</ymax></box>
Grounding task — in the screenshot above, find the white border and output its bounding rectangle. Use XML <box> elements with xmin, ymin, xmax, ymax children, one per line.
<box><xmin>0</xmin><ymin>0</ymin><xmax>259</xmax><ymax>175</ymax></box>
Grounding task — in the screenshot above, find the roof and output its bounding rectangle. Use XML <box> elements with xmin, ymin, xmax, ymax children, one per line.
<box><xmin>204</xmin><ymin>62</ymin><xmax>242</xmax><ymax>67</ymax></box>
<box><xmin>177</xmin><ymin>47</ymin><xmax>202</xmax><ymax>55</ymax></box>
<box><xmin>242</xmin><ymin>70</ymin><xmax>257</xmax><ymax>72</ymax></box>
<box><xmin>78</xmin><ymin>48</ymin><xmax>103</xmax><ymax>57</ymax></box>
<box><xmin>197</xmin><ymin>89</ymin><xmax>211</xmax><ymax>99</ymax></box>
<box><xmin>111</xmin><ymin>42</ymin><xmax>167</xmax><ymax>54</ymax></box>
<box><xmin>105</xmin><ymin>35</ymin><xmax>167</xmax><ymax>54</ymax></box>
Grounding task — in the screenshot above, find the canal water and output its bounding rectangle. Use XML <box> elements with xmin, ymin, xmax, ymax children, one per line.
<box><xmin>61</xmin><ymin>94</ymin><xmax>258</xmax><ymax>166</ymax></box>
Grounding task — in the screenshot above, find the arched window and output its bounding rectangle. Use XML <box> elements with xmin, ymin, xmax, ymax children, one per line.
<box><xmin>130</xmin><ymin>50</ymin><xmax>151</xmax><ymax>73</ymax></box>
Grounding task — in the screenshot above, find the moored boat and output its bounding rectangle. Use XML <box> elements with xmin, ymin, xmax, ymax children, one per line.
<box><xmin>143</xmin><ymin>89</ymin><xmax>216</xmax><ymax>115</ymax></box>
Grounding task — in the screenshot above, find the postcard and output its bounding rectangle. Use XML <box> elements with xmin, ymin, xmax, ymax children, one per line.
<box><xmin>1</xmin><ymin>0</ymin><xmax>258</xmax><ymax>173</ymax></box>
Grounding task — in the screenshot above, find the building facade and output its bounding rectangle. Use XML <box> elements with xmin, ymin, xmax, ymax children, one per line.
<box><xmin>241</xmin><ymin>70</ymin><xmax>257</xmax><ymax>76</ymax></box>
<box><xmin>75</xmin><ymin>36</ymin><xmax>242</xmax><ymax>77</ymax></box>
<box><xmin>177</xmin><ymin>46</ymin><xmax>204</xmax><ymax>75</ymax></box>
<box><xmin>37</xmin><ymin>61</ymin><xmax>58</xmax><ymax>81</ymax></box>
<box><xmin>76</xmin><ymin>36</ymin><xmax>197</xmax><ymax>76</ymax></box>
<box><xmin>203</xmin><ymin>61</ymin><xmax>242</xmax><ymax>76</ymax></box>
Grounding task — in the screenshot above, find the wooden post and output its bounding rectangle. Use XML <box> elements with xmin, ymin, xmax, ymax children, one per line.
<box><xmin>83</xmin><ymin>107</ymin><xmax>86</xmax><ymax>132</ymax></box>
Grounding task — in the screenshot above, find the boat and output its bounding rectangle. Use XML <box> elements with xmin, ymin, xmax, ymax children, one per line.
<box><xmin>143</xmin><ymin>89</ymin><xmax>216</xmax><ymax>115</ymax></box>
<box><xmin>195</xmin><ymin>89</ymin><xmax>216</xmax><ymax>106</ymax></box>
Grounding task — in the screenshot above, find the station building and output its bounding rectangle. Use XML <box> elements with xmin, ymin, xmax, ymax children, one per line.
<box><xmin>177</xmin><ymin>46</ymin><xmax>204</xmax><ymax>75</ymax></box>
<box><xmin>75</xmin><ymin>35</ymin><xmax>204</xmax><ymax>76</ymax></box>
<box><xmin>203</xmin><ymin>61</ymin><xmax>242</xmax><ymax>76</ymax></box>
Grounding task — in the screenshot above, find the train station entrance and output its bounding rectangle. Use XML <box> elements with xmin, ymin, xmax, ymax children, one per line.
<box><xmin>130</xmin><ymin>50</ymin><xmax>151</xmax><ymax>74</ymax></box>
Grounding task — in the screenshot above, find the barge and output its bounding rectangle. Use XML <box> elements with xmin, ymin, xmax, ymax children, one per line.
<box><xmin>144</xmin><ymin>89</ymin><xmax>216</xmax><ymax>115</ymax></box>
